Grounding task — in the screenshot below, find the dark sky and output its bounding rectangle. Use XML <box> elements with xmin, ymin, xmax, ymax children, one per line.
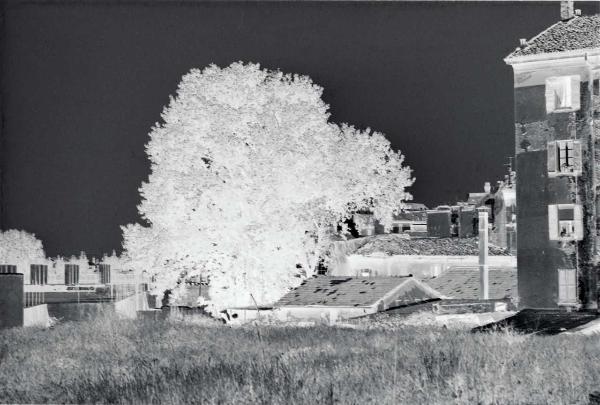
<box><xmin>1</xmin><ymin>1</ymin><xmax>599</xmax><ymax>257</ymax></box>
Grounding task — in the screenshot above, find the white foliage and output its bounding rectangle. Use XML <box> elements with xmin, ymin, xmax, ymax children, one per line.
<box><xmin>121</xmin><ymin>62</ymin><xmax>413</xmax><ymax>313</ymax></box>
<box><xmin>0</xmin><ymin>229</ymin><xmax>46</xmax><ymax>271</ymax></box>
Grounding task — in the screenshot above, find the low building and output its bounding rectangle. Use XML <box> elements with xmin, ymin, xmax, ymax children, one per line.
<box><xmin>352</xmin><ymin>203</ymin><xmax>429</xmax><ymax>237</ymax></box>
<box><xmin>273</xmin><ymin>275</ymin><xmax>443</xmax><ymax>322</ymax></box>
<box><xmin>390</xmin><ymin>211</ymin><xmax>427</xmax><ymax>235</ymax></box>
<box><xmin>328</xmin><ymin>234</ymin><xmax>515</xmax><ymax>279</ymax></box>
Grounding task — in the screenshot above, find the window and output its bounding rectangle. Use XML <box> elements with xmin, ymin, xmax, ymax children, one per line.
<box><xmin>392</xmin><ymin>226</ymin><xmax>400</xmax><ymax>234</ymax></box>
<box><xmin>548</xmin><ymin>204</ymin><xmax>583</xmax><ymax>241</ymax></box>
<box><xmin>558</xmin><ymin>268</ymin><xmax>577</xmax><ymax>304</ymax></box>
<box><xmin>64</xmin><ymin>264</ymin><xmax>80</xmax><ymax>285</ymax></box>
<box><xmin>545</xmin><ymin>75</ymin><xmax>580</xmax><ymax>113</ymax></box>
<box><xmin>402</xmin><ymin>225</ymin><xmax>411</xmax><ymax>232</ymax></box>
<box><xmin>547</xmin><ymin>140</ymin><xmax>582</xmax><ymax>176</ymax></box>
<box><xmin>30</xmin><ymin>265</ymin><xmax>48</xmax><ymax>285</ymax></box>
<box><xmin>99</xmin><ymin>264</ymin><xmax>111</xmax><ymax>284</ymax></box>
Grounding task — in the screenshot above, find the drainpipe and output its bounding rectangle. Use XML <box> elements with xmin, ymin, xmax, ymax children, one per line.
<box><xmin>478</xmin><ymin>207</ymin><xmax>489</xmax><ymax>300</ymax></box>
<box><xmin>584</xmin><ymin>52</ymin><xmax>599</xmax><ymax>310</ymax></box>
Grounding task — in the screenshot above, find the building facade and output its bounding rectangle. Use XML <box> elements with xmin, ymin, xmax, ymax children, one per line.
<box><xmin>506</xmin><ymin>2</ymin><xmax>600</xmax><ymax>309</ymax></box>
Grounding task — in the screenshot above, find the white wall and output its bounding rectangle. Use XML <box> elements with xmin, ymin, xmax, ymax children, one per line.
<box><xmin>224</xmin><ymin>306</ymin><xmax>376</xmax><ymax>325</ymax></box>
<box><xmin>330</xmin><ymin>254</ymin><xmax>517</xmax><ymax>278</ymax></box>
<box><xmin>115</xmin><ymin>292</ymin><xmax>149</xmax><ymax>319</ymax></box>
<box><xmin>23</xmin><ymin>304</ymin><xmax>50</xmax><ymax>327</ymax></box>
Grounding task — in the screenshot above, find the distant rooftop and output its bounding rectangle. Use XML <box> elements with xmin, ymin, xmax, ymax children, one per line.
<box><xmin>402</xmin><ymin>202</ymin><xmax>428</xmax><ymax>211</ymax></box>
<box><xmin>507</xmin><ymin>14</ymin><xmax>600</xmax><ymax>60</ymax></box>
<box><xmin>392</xmin><ymin>211</ymin><xmax>427</xmax><ymax>222</ymax></box>
<box><xmin>354</xmin><ymin>234</ymin><xmax>512</xmax><ymax>256</ymax></box>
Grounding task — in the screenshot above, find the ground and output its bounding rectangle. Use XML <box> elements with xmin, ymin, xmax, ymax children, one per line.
<box><xmin>1</xmin><ymin>313</ymin><xmax>599</xmax><ymax>404</ymax></box>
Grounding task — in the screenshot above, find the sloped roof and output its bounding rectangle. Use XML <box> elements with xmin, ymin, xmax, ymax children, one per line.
<box><xmin>354</xmin><ymin>234</ymin><xmax>512</xmax><ymax>256</ymax></box>
<box><xmin>403</xmin><ymin>203</ymin><xmax>428</xmax><ymax>211</ymax></box>
<box><xmin>275</xmin><ymin>276</ymin><xmax>437</xmax><ymax>307</ymax></box>
<box><xmin>426</xmin><ymin>267</ymin><xmax>517</xmax><ymax>300</ymax></box>
<box><xmin>507</xmin><ymin>15</ymin><xmax>600</xmax><ymax>59</ymax></box>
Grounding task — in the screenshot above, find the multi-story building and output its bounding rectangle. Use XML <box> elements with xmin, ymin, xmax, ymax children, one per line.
<box><xmin>505</xmin><ymin>1</ymin><xmax>599</xmax><ymax>309</ymax></box>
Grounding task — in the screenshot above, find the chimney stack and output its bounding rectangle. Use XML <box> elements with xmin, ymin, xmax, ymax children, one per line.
<box><xmin>484</xmin><ymin>182</ymin><xmax>491</xmax><ymax>194</ymax></box>
<box><xmin>561</xmin><ymin>0</ymin><xmax>575</xmax><ymax>21</ymax></box>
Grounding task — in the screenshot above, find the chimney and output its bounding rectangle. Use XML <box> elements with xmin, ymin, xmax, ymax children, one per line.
<box><xmin>575</xmin><ymin>9</ymin><xmax>582</xmax><ymax>16</ymax></box>
<box><xmin>484</xmin><ymin>182</ymin><xmax>491</xmax><ymax>194</ymax></box>
<box><xmin>478</xmin><ymin>207</ymin><xmax>489</xmax><ymax>300</ymax></box>
<box><xmin>519</xmin><ymin>38</ymin><xmax>528</xmax><ymax>47</ymax></box>
<box><xmin>561</xmin><ymin>0</ymin><xmax>575</xmax><ymax>21</ymax></box>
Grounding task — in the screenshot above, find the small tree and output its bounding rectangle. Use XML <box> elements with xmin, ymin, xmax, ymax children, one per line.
<box><xmin>0</xmin><ymin>229</ymin><xmax>46</xmax><ymax>271</ymax></box>
<box><xmin>122</xmin><ymin>62</ymin><xmax>413</xmax><ymax>312</ymax></box>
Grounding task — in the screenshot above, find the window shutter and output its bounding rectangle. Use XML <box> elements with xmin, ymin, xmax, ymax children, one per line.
<box><xmin>558</xmin><ymin>269</ymin><xmax>577</xmax><ymax>303</ymax></box>
<box><xmin>567</xmin><ymin>282</ymin><xmax>577</xmax><ymax>302</ymax></box>
<box><xmin>572</xmin><ymin>141</ymin><xmax>582</xmax><ymax>173</ymax></box>
<box><xmin>547</xmin><ymin>142</ymin><xmax>557</xmax><ymax>173</ymax></box>
<box><xmin>574</xmin><ymin>204</ymin><xmax>584</xmax><ymax>240</ymax></box>
<box><xmin>545</xmin><ymin>80</ymin><xmax>556</xmax><ymax>113</ymax></box>
<box><xmin>570</xmin><ymin>75</ymin><xmax>581</xmax><ymax>111</ymax></box>
<box><xmin>558</xmin><ymin>270</ymin><xmax>567</xmax><ymax>302</ymax></box>
<box><xmin>548</xmin><ymin>205</ymin><xmax>559</xmax><ymax>240</ymax></box>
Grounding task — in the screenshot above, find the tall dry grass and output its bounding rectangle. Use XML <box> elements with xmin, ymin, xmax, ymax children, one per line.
<box><xmin>0</xmin><ymin>312</ymin><xmax>598</xmax><ymax>404</ymax></box>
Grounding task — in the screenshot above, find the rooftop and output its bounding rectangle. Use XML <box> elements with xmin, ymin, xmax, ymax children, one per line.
<box><xmin>275</xmin><ymin>276</ymin><xmax>437</xmax><ymax>307</ymax></box>
<box><xmin>507</xmin><ymin>14</ymin><xmax>600</xmax><ymax>60</ymax></box>
<box><xmin>392</xmin><ymin>211</ymin><xmax>427</xmax><ymax>222</ymax></box>
<box><xmin>354</xmin><ymin>234</ymin><xmax>512</xmax><ymax>256</ymax></box>
<box><xmin>402</xmin><ymin>203</ymin><xmax>428</xmax><ymax>211</ymax></box>
<box><xmin>426</xmin><ymin>266</ymin><xmax>517</xmax><ymax>300</ymax></box>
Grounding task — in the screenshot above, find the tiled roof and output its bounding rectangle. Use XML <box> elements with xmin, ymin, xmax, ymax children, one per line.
<box><xmin>276</xmin><ymin>276</ymin><xmax>417</xmax><ymax>307</ymax></box>
<box><xmin>426</xmin><ymin>267</ymin><xmax>517</xmax><ymax>300</ymax></box>
<box><xmin>507</xmin><ymin>15</ymin><xmax>600</xmax><ymax>59</ymax></box>
<box><xmin>354</xmin><ymin>234</ymin><xmax>512</xmax><ymax>256</ymax></box>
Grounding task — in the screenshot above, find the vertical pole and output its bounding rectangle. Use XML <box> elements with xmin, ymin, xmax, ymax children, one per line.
<box><xmin>478</xmin><ymin>207</ymin><xmax>489</xmax><ymax>300</ymax></box>
<box><xmin>584</xmin><ymin>64</ymin><xmax>598</xmax><ymax>311</ymax></box>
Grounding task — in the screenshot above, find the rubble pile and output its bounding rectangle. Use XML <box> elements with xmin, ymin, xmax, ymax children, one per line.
<box><xmin>354</xmin><ymin>234</ymin><xmax>511</xmax><ymax>256</ymax></box>
<box><xmin>350</xmin><ymin>310</ymin><xmax>515</xmax><ymax>330</ymax></box>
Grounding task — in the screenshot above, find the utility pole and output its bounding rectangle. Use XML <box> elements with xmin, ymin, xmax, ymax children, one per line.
<box><xmin>478</xmin><ymin>207</ymin><xmax>489</xmax><ymax>300</ymax></box>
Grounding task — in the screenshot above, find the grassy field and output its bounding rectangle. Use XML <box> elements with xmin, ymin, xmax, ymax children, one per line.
<box><xmin>0</xmin><ymin>313</ymin><xmax>599</xmax><ymax>404</ymax></box>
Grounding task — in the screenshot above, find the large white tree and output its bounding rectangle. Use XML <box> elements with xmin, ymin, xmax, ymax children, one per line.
<box><xmin>121</xmin><ymin>62</ymin><xmax>413</xmax><ymax>312</ymax></box>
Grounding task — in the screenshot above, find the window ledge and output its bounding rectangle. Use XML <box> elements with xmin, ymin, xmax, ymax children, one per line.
<box><xmin>558</xmin><ymin>301</ymin><xmax>580</xmax><ymax>308</ymax></box>
<box><xmin>548</xmin><ymin>171</ymin><xmax>581</xmax><ymax>178</ymax></box>
<box><xmin>549</xmin><ymin>107</ymin><xmax>579</xmax><ymax>113</ymax></box>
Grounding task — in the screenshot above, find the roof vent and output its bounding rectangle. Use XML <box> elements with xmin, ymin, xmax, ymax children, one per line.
<box><xmin>519</xmin><ymin>38</ymin><xmax>528</xmax><ymax>47</ymax></box>
<box><xmin>560</xmin><ymin>0</ymin><xmax>574</xmax><ymax>21</ymax></box>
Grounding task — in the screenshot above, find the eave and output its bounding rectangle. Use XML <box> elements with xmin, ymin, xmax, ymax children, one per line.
<box><xmin>505</xmin><ymin>48</ymin><xmax>600</xmax><ymax>67</ymax></box>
